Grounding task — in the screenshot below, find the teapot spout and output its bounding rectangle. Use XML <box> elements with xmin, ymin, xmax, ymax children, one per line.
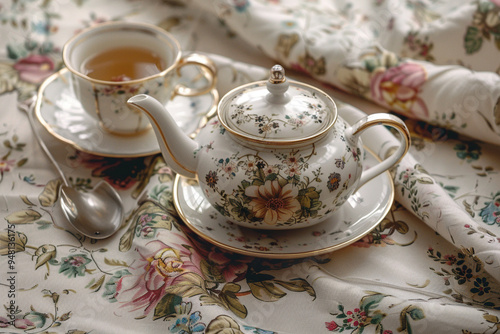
<box><xmin>127</xmin><ymin>94</ymin><xmax>199</xmax><ymax>178</ymax></box>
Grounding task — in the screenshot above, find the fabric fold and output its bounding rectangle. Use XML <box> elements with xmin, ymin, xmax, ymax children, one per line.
<box><xmin>338</xmin><ymin>102</ymin><xmax>500</xmax><ymax>280</ymax></box>
<box><xmin>190</xmin><ymin>0</ymin><xmax>500</xmax><ymax>145</ymax></box>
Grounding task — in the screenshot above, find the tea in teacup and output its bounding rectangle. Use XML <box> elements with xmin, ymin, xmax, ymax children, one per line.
<box><xmin>81</xmin><ymin>46</ymin><xmax>166</xmax><ymax>82</ymax></box>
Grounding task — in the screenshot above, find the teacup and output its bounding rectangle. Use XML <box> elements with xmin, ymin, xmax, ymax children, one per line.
<box><xmin>62</xmin><ymin>21</ymin><xmax>216</xmax><ymax>135</ymax></box>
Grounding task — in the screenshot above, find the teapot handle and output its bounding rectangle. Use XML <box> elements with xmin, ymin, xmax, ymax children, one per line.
<box><xmin>344</xmin><ymin>113</ymin><xmax>411</xmax><ymax>190</ymax></box>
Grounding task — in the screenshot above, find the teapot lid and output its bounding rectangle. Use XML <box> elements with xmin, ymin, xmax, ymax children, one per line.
<box><xmin>217</xmin><ymin>64</ymin><xmax>337</xmax><ymax>145</ymax></box>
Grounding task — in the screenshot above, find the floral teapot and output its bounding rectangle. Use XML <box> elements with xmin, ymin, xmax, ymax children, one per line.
<box><xmin>128</xmin><ymin>65</ymin><xmax>410</xmax><ymax>230</ymax></box>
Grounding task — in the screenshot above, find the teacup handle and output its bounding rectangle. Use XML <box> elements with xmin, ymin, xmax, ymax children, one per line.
<box><xmin>344</xmin><ymin>113</ymin><xmax>411</xmax><ymax>190</ymax></box>
<box><xmin>172</xmin><ymin>53</ymin><xmax>217</xmax><ymax>99</ymax></box>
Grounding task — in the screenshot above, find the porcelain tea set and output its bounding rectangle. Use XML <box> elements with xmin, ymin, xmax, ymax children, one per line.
<box><xmin>43</xmin><ymin>21</ymin><xmax>410</xmax><ymax>239</ymax></box>
<box><xmin>128</xmin><ymin>64</ymin><xmax>410</xmax><ymax>230</ymax></box>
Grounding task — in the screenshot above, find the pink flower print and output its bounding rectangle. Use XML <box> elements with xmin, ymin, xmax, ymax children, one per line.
<box><xmin>284</xmin><ymin>154</ymin><xmax>302</xmax><ymax>176</ymax></box>
<box><xmin>352</xmin><ymin>234</ymin><xmax>376</xmax><ymax>248</ymax></box>
<box><xmin>69</xmin><ymin>255</ymin><xmax>86</xmax><ymax>267</ymax></box>
<box><xmin>140</xmin><ymin>215</ymin><xmax>152</xmax><ymax>225</ymax></box>
<box><xmin>346</xmin><ymin>308</ymin><xmax>367</xmax><ymax>327</ymax></box>
<box><xmin>207</xmin><ymin>250</ymin><xmax>249</xmax><ymax>282</ymax></box>
<box><xmin>491</xmin><ymin>0</ymin><xmax>500</xmax><ymax>8</ymax></box>
<box><xmin>187</xmin><ymin>235</ymin><xmax>253</xmax><ymax>282</ymax></box>
<box><xmin>13</xmin><ymin>318</ymin><xmax>35</xmax><ymax>330</ymax></box>
<box><xmin>0</xmin><ymin>317</ymin><xmax>9</xmax><ymax>328</ymax></box>
<box><xmin>443</xmin><ymin>254</ymin><xmax>457</xmax><ymax>265</ymax></box>
<box><xmin>402</xmin><ymin>169</ymin><xmax>411</xmax><ymax>179</ymax></box>
<box><xmin>263</xmin><ymin>165</ymin><xmax>279</xmax><ymax>176</ymax></box>
<box><xmin>0</xmin><ymin>159</ymin><xmax>15</xmax><ymax>173</ymax></box>
<box><xmin>285</xmin><ymin>163</ymin><xmax>301</xmax><ymax>177</ymax></box>
<box><xmin>138</xmin><ymin>214</ymin><xmax>154</xmax><ymax>237</ymax></box>
<box><xmin>288</xmin><ymin>117</ymin><xmax>306</xmax><ymax>127</ymax></box>
<box><xmin>115</xmin><ymin>232</ymin><xmax>203</xmax><ymax>315</ymax></box>
<box><xmin>0</xmin><ymin>317</ymin><xmax>35</xmax><ymax>330</ymax></box>
<box><xmin>285</xmin><ymin>154</ymin><xmax>299</xmax><ymax>166</ymax></box>
<box><xmin>312</xmin><ymin>230</ymin><xmax>324</xmax><ymax>237</ymax></box>
<box><xmin>325</xmin><ymin>320</ymin><xmax>339</xmax><ymax>331</ymax></box>
<box><xmin>13</xmin><ymin>54</ymin><xmax>55</xmax><ymax>84</ymax></box>
<box><xmin>223</xmin><ymin>161</ymin><xmax>238</xmax><ymax>176</ymax></box>
<box><xmin>217</xmin><ymin>158</ymin><xmax>238</xmax><ymax>179</ymax></box>
<box><xmin>371</xmin><ymin>62</ymin><xmax>428</xmax><ymax>119</ymax></box>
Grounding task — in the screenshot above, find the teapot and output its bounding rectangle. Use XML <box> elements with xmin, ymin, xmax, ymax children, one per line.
<box><xmin>128</xmin><ymin>65</ymin><xmax>410</xmax><ymax>230</ymax></box>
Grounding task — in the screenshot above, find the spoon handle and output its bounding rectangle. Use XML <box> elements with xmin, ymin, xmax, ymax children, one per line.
<box><xmin>19</xmin><ymin>96</ymin><xmax>70</xmax><ymax>187</ymax></box>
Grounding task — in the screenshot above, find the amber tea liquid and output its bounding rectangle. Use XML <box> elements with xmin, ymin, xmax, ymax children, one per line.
<box><xmin>81</xmin><ymin>46</ymin><xmax>165</xmax><ymax>81</ymax></box>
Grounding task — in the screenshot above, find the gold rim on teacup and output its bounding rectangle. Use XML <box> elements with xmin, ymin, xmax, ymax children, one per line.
<box><xmin>62</xmin><ymin>21</ymin><xmax>181</xmax><ymax>86</ymax></box>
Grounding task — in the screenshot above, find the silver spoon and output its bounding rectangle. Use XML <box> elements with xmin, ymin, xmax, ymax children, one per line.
<box><xmin>21</xmin><ymin>97</ymin><xmax>124</xmax><ymax>239</ymax></box>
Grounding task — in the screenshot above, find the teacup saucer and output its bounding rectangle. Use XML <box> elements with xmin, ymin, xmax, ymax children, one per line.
<box><xmin>173</xmin><ymin>150</ymin><xmax>394</xmax><ymax>259</ymax></box>
<box><xmin>35</xmin><ymin>68</ymin><xmax>218</xmax><ymax>157</ymax></box>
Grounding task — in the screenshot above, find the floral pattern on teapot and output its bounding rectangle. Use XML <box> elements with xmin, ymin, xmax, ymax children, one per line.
<box><xmin>196</xmin><ymin>119</ymin><xmax>363</xmax><ymax>229</ymax></box>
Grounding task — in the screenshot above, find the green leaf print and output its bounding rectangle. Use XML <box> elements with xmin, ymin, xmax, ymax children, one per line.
<box><xmin>220</xmin><ymin>283</ymin><xmax>248</xmax><ymax>318</ymax></box>
<box><xmin>274</xmin><ymin>278</ymin><xmax>316</xmax><ymax>298</ymax></box>
<box><xmin>153</xmin><ymin>293</ymin><xmax>183</xmax><ymax>320</ymax></box>
<box><xmin>248</xmin><ymin>281</ymin><xmax>287</xmax><ymax>302</ymax></box>
<box><xmin>38</xmin><ymin>179</ymin><xmax>62</xmax><ymax>207</ymax></box>
<box><xmin>464</xmin><ymin>26</ymin><xmax>483</xmax><ymax>54</ymax></box>
<box><xmin>201</xmin><ymin>258</ymin><xmax>226</xmax><ymax>283</ymax></box>
<box><xmin>360</xmin><ymin>293</ymin><xmax>386</xmax><ymax>313</ymax></box>
<box><xmin>34</xmin><ymin>244</ymin><xmax>57</xmax><ymax>270</ymax></box>
<box><xmin>5</xmin><ymin>209</ymin><xmax>41</xmax><ymax>224</ymax></box>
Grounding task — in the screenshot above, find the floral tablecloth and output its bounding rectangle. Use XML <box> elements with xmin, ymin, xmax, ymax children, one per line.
<box><xmin>1</xmin><ymin>0</ymin><xmax>500</xmax><ymax>333</ymax></box>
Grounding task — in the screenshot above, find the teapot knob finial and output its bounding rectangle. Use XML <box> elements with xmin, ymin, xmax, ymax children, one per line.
<box><xmin>266</xmin><ymin>64</ymin><xmax>291</xmax><ymax>104</ymax></box>
<box><xmin>269</xmin><ymin>64</ymin><xmax>286</xmax><ymax>84</ymax></box>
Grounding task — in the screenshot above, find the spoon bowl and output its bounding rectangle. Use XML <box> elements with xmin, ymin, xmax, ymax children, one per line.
<box><xmin>60</xmin><ymin>182</ymin><xmax>123</xmax><ymax>239</ymax></box>
<box><xmin>22</xmin><ymin>96</ymin><xmax>124</xmax><ymax>239</ymax></box>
